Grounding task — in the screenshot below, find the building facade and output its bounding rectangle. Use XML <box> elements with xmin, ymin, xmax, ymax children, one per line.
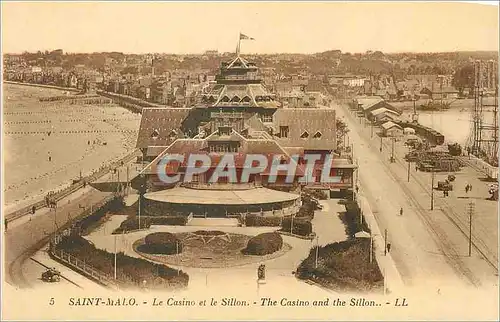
<box><xmin>135</xmin><ymin>54</ymin><xmax>356</xmax><ymax>218</ymax></box>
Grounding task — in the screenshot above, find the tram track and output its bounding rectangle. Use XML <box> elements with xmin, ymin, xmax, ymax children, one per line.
<box><xmin>391</xmin><ymin>151</ymin><xmax>499</xmax><ymax>272</ymax></box>
<box><xmin>345</xmin><ymin>102</ymin><xmax>498</xmax><ymax>273</ymax></box>
<box><xmin>341</xmin><ymin>104</ymin><xmax>485</xmax><ymax>287</ymax></box>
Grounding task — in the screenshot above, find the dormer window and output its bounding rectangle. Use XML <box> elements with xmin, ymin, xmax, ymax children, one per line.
<box><xmin>313</xmin><ymin>131</ymin><xmax>322</xmax><ymax>139</ymax></box>
<box><xmin>151</xmin><ymin>129</ymin><xmax>160</xmax><ymax>139</ymax></box>
<box><xmin>300</xmin><ymin>131</ymin><xmax>309</xmax><ymax>138</ymax></box>
<box><xmin>261</xmin><ymin>115</ymin><xmax>273</xmax><ymax>123</ymax></box>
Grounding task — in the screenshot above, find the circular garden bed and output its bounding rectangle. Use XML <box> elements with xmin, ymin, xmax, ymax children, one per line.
<box><xmin>134</xmin><ymin>230</ymin><xmax>291</xmax><ymax>268</ymax></box>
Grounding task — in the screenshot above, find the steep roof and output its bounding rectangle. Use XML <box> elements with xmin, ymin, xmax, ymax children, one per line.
<box><xmin>200</xmin><ymin>83</ymin><xmax>280</xmax><ymax>109</ymax></box>
<box><xmin>136</xmin><ymin>108</ymin><xmax>190</xmax><ymax>149</ymax></box>
<box><xmin>370</xmin><ymin>107</ymin><xmax>400</xmax><ymax>117</ymax></box>
<box><xmin>272</xmin><ymin>108</ymin><xmax>336</xmax><ymax>150</ymax></box>
<box><xmin>381</xmin><ymin>121</ymin><xmax>402</xmax><ymax>130</ymax></box>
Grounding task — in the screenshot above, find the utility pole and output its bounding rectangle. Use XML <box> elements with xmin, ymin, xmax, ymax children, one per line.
<box><xmin>380</xmin><ymin>136</ymin><xmax>383</xmax><ymax>152</ymax></box>
<box><xmin>407</xmin><ymin>160</ymin><xmax>411</xmax><ymax>182</ymax></box>
<box><xmin>391</xmin><ymin>138</ymin><xmax>395</xmax><ymax>162</ymax></box>
<box><xmin>384</xmin><ymin>228</ymin><xmax>388</xmax><ymax>256</ymax></box>
<box><xmin>126</xmin><ymin>164</ymin><xmax>130</xmax><ymax>196</ymax></box>
<box><xmin>468</xmin><ymin>202</ymin><xmax>475</xmax><ymax>257</ymax></box>
<box><xmin>430</xmin><ymin>170</ymin><xmax>435</xmax><ymax>210</ymax></box>
<box><xmin>371</xmin><ymin>121</ymin><xmax>374</xmax><ymax>138</ymax></box>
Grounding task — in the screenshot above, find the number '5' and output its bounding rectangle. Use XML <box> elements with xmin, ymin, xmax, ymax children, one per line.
<box><xmin>49</xmin><ymin>298</ymin><xmax>55</xmax><ymax>305</ymax></box>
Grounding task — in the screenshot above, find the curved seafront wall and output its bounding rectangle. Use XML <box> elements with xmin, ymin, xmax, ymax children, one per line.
<box><xmin>4</xmin><ymin>80</ymin><xmax>81</xmax><ymax>92</ymax></box>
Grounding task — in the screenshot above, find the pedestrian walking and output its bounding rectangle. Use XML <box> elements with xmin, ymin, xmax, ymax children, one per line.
<box><xmin>465</xmin><ymin>185</ymin><xmax>469</xmax><ymax>194</ymax></box>
<box><xmin>469</xmin><ymin>184</ymin><xmax>472</xmax><ymax>192</ymax></box>
<box><xmin>4</xmin><ymin>218</ymin><xmax>8</xmax><ymax>231</ymax></box>
<box><xmin>386</xmin><ymin>243</ymin><xmax>391</xmax><ymax>253</ymax></box>
<box><xmin>399</xmin><ymin>208</ymin><xmax>403</xmax><ymax>216</ymax></box>
<box><xmin>355</xmin><ymin>185</ymin><xmax>359</xmax><ymax>194</ymax></box>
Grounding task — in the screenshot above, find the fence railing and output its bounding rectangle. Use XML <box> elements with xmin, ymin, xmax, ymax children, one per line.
<box><xmin>48</xmin><ymin>195</ymin><xmax>141</xmax><ymax>289</ymax></box>
<box><xmin>6</xmin><ymin>149</ymin><xmax>140</xmax><ymax>223</ymax></box>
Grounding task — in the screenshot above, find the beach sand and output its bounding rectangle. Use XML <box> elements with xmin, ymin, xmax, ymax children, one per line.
<box><xmin>3</xmin><ymin>83</ymin><xmax>141</xmax><ymax>213</ymax></box>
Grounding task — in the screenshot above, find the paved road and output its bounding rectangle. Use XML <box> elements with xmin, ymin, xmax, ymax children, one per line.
<box><xmin>4</xmin><ymin>188</ymin><xmax>112</xmax><ymax>287</ymax></box>
<box><xmin>5</xmin><ymin>158</ymin><xmax>142</xmax><ymax>288</ymax></box>
<box><xmin>334</xmin><ymin>101</ymin><xmax>494</xmax><ymax>292</ymax></box>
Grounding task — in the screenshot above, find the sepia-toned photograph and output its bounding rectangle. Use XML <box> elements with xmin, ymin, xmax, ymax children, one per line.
<box><xmin>1</xmin><ymin>1</ymin><xmax>499</xmax><ymax>320</ymax></box>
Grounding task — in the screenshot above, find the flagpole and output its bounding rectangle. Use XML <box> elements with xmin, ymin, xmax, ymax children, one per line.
<box><xmin>237</xmin><ymin>32</ymin><xmax>241</xmax><ymax>57</ymax></box>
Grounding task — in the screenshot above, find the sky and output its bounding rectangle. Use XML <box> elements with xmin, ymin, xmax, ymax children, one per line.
<box><xmin>1</xmin><ymin>1</ymin><xmax>499</xmax><ymax>54</ymax></box>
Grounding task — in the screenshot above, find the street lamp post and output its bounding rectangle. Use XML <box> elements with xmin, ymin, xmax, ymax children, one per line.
<box><xmin>384</xmin><ymin>228</ymin><xmax>388</xmax><ymax>256</ymax></box>
<box><xmin>369</xmin><ymin>233</ymin><xmax>373</xmax><ymax>264</ymax></box>
<box><xmin>431</xmin><ymin>170</ymin><xmax>435</xmax><ymax>211</ymax></box>
<box><xmin>114</xmin><ymin>234</ymin><xmax>117</xmax><ymax>280</ymax></box>
<box><xmin>315</xmin><ymin>236</ymin><xmax>319</xmax><ymax>269</ymax></box>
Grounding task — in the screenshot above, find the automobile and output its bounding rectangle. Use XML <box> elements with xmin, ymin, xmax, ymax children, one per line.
<box><xmin>41</xmin><ymin>268</ymin><xmax>61</xmax><ymax>283</ymax></box>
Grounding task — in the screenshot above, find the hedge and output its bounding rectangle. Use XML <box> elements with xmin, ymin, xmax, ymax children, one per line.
<box><xmin>280</xmin><ymin>217</ymin><xmax>313</xmax><ymax>237</ymax></box>
<box><xmin>341</xmin><ymin>200</ymin><xmax>370</xmax><ymax>238</ymax></box>
<box><xmin>112</xmin><ymin>216</ymin><xmax>188</xmax><ymax>234</ymax></box>
<box><xmin>140</xmin><ymin>232</ymin><xmax>183</xmax><ymax>255</ymax></box>
<box><xmin>78</xmin><ymin>197</ymin><xmax>125</xmax><ymax>235</ymax></box>
<box><xmin>112</xmin><ymin>217</ymin><xmax>152</xmax><ymax>234</ymax></box>
<box><xmin>150</xmin><ymin>216</ymin><xmax>188</xmax><ymax>226</ymax></box>
<box><xmin>55</xmin><ymin>235</ymin><xmax>188</xmax><ymax>289</ymax></box>
<box><xmin>192</xmin><ymin>230</ymin><xmax>225</xmax><ymax>236</ymax></box>
<box><xmin>296</xmin><ymin>238</ymin><xmax>382</xmax><ymax>292</ymax></box>
<box><xmin>243</xmin><ymin>232</ymin><xmax>283</xmax><ymax>255</ymax></box>
<box><xmin>244</xmin><ymin>214</ymin><xmax>282</xmax><ymax>227</ymax></box>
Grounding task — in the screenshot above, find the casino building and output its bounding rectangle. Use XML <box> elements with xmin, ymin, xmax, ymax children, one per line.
<box><xmin>134</xmin><ymin>51</ymin><xmax>356</xmax><ymax>219</ymax></box>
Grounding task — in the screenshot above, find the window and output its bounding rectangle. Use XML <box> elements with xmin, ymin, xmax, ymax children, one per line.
<box><xmin>151</xmin><ymin>129</ymin><xmax>159</xmax><ymax>139</ymax></box>
<box><xmin>313</xmin><ymin>131</ymin><xmax>322</xmax><ymax>139</ymax></box>
<box><xmin>261</xmin><ymin>115</ymin><xmax>273</xmax><ymax>123</ymax></box>
<box><xmin>300</xmin><ymin>131</ymin><xmax>309</xmax><ymax>138</ymax></box>
<box><xmin>219</xmin><ymin>126</ymin><xmax>232</xmax><ymax>136</ymax></box>
<box><xmin>279</xmin><ymin>126</ymin><xmax>289</xmax><ymax>138</ymax></box>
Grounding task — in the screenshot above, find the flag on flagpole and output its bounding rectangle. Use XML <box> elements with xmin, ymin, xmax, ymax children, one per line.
<box><xmin>240</xmin><ymin>33</ymin><xmax>255</xmax><ymax>40</ymax></box>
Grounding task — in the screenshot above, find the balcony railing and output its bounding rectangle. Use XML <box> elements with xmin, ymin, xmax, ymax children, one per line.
<box><xmin>182</xmin><ymin>182</ymin><xmax>262</xmax><ymax>190</ymax></box>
